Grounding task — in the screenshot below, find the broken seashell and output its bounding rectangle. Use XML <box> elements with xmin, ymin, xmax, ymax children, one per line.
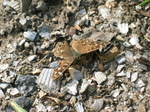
<box><xmin>106</xmin><ymin>74</ymin><xmax>115</xmax><ymax>86</ymax></box>
<box><xmin>116</xmin><ymin>56</ymin><xmax>126</xmax><ymax>64</ymax></box>
<box><xmin>75</xmin><ymin>102</ymin><xmax>84</xmax><ymax>112</ymax></box>
<box><xmin>1</xmin><ymin>70</ymin><xmax>16</xmax><ymax>83</ymax></box>
<box><xmin>93</xmin><ymin>72</ymin><xmax>107</xmax><ymax>85</ymax></box>
<box><xmin>116</xmin><ymin>71</ymin><xmax>126</xmax><ymax>76</ymax></box>
<box><xmin>118</xmin><ymin>23</ymin><xmax>129</xmax><ymax>34</ymax></box>
<box><xmin>23</xmin><ymin>29</ymin><xmax>37</xmax><ymax>41</ymax></box>
<box><xmin>0</xmin><ymin>64</ymin><xmax>9</xmax><ymax>72</ymax></box>
<box><xmin>125</xmin><ymin>51</ymin><xmax>134</xmax><ymax>62</ymax></box>
<box><xmin>129</xmin><ymin>34</ymin><xmax>139</xmax><ymax>45</ymax></box>
<box><xmin>117</xmin><ymin>64</ymin><xmax>125</xmax><ymax>72</ymax></box>
<box><xmin>136</xmin><ymin>79</ymin><xmax>145</xmax><ymax>87</ymax></box>
<box><xmin>68</xmin><ymin>67</ymin><xmax>84</xmax><ymax>80</ymax></box>
<box><xmin>37</xmin><ymin>23</ymin><xmax>52</xmax><ymax>39</ymax></box>
<box><xmin>7</xmin><ymin>88</ymin><xmax>20</xmax><ymax>96</ymax></box>
<box><xmin>88</xmin><ymin>99</ymin><xmax>104</xmax><ymax>111</ymax></box>
<box><xmin>121</xmin><ymin>83</ymin><xmax>128</xmax><ymax>91</ymax></box>
<box><xmin>0</xmin><ymin>83</ymin><xmax>9</xmax><ymax>89</ymax></box>
<box><xmin>98</xmin><ymin>5</ymin><xmax>110</xmax><ymax>19</ymax></box>
<box><xmin>111</xmin><ymin>89</ymin><xmax>121</xmax><ymax>97</ymax></box>
<box><xmin>0</xmin><ymin>89</ymin><xmax>5</xmax><ymax>98</ymax></box>
<box><xmin>36</xmin><ymin>68</ymin><xmax>59</xmax><ymax>93</ymax></box>
<box><xmin>8</xmin><ymin>0</ymin><xmax>20</xmax><ymax>11</ymax></box>
<box><xmin>61</xmin><ymin>80</ymin><xmax>79</xmax><ymax>95</ymax></box>
<box><xmin>79</xmin><ymin>79</ymin><xmax>92</xmax><ymax>93</ymax></box>
<box><xmin>131</xmin><ymin>72</ymin><xmax>138</xmax><ymax>82</ymax></box>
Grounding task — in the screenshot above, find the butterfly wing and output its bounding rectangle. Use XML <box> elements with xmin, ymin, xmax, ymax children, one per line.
<box><xmin>54</xmin><ymin>41</ymin><xmax>75</xmax><ymax>59</ymax></box>
<box><xmin>71</xmin><ymin>39</ymin><xmax>109</xmax><ymax>54</ymax></box>
<box><xmin>52</xmin><ymin>58</ymin><xmax>75</xmax><ymax>80</ymax></box>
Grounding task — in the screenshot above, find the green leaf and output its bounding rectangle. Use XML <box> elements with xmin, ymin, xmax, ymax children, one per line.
<box><xmin>138</xmin><ymin>0</ymin><xmax>150</xmax><ymax>6</ymax></box>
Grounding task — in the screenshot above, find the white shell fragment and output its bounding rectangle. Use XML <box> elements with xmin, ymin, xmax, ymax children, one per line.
<box><xmin>19</xmin><ymin>17</ymin><xmax>27</xmax><ymax>25</ymax></box>
<box><xmin>136</xmin><ymin>79</ymin><xmax>145</xmax><ymax>87</ymax></box>
<box><xmin>116</xmin><ymin>56</ymin><xmax>126</xmax><ymax>64</ymax></box>
<box><xmin>75</xmin><ymin>102</ymin><xmax>84</xmax><ymax>112</ymax></box>
<box><xmin>118</xmin><ymin>23</ymin><xmax>129</xmax><ymax>34</ymax></box>
<box><xmin>131</xmin><ymin>72</ymin><xmax>138</xmax><ymax>82</ymax></box>
<box><xmin>0</xmin><ymin>89</ymin><xmax>5</xmax><ymax>98</ymax></box>
<box><xmin>117</xmin><ymin>64</ymin><xmax>125</xmax><ymax>72</ymax></box>
<box><xmin>1</xmin><ymin>70</ymin><xmax>16</xmax><ymax>83</ymax></box>
<box><xmin>36</xmin><ymin>68</ymin><xmax>59</xmax><ymax>93</ymax></box>
<box><xmin>111</xmin><ymin>89</ymin><xmax>121</xmax><ymax>97</ymax></box>
<box><xmin>79</xmin><ymin>79</ymin><xmax>92</xmax><ymax>93</ymax></box>
<box><xmin>8</xmin><ymin>0</ymin><xmax>20</xmax><ymax>11</ymax></box>
<box><xmin>62</xmin><ymin>80</ymin><xmax>79</xmax><ymax>95</ymax></box>
<box><xmin>38</xmin><ymin>23</ymin><xmax>52</xmax><ymax>39</ymax></box>
<box><xmin>7</xmin><ymin>88</ymin><xmax>20</xmax><ymax>96</ymax></box>
<box><xmin>0</xmin><ymin>64</ymin><xmax>9</xmax><ymax>72</ymax></box>
<box><xmin>0</xmin><ymin>83</ymin><xmax>9</xmax><ymax>89</ymax></box>
<box><xmin>129</xmin><ymin>34</ymin><xmax>143</xmax><ymax>49</ymax></box>
<box><xmin>98</xmin><ymin>5</ymin><xmax>110</xmax><ymax>19</ymax></box>
<box><xmin>68</xmin><ymin>67</ymin><xmax>84</xmax><ymax>80</ymax></box>
<box><xmin>116</xmin><ymin>71</ymin><xmax>126</xmax><ymax>76</ymax></box>
<box><xmin>88</xmin><ymin>99</ymin><xmax>104</xmax><ymax>111</ymax></box>
<box><xmin>106</xmin><ymin>74</ymin><xmax>115</xmax><ymax>86</ymax></box>
<box><xmin>35</xmin><ymin>103</ymin><xmax>47</xmax><ymax>112</ymax></box>
<box><xmin>125</xmin><ymin>51</ymin><xmax>134</xmax><ymax>62</ymax></box>
<box><xmin>23</xmin><ymin>29</ymin><xmax>37</xmax><ymax>41</ymax></box>
<box><xmin>21</xmin><ymin>55</ymin><xmax>37</xmax><ymax>64</ymax></box>
<box><xmin>93</xmin><ymin>72</ymin><xmax>107</xmax><ymax>85</ymax></box>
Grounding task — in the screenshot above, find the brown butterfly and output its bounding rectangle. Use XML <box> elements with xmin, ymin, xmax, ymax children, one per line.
<box><xmin>52</xmin><ymin>39</ymin><xmax>109</xmax><ymax>80</ymax></box>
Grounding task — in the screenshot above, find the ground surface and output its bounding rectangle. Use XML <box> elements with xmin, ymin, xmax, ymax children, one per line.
<box><xmin>0</xmin><ymin>0</ymin><xmax>150</xmax><ymax>112</ymax></box>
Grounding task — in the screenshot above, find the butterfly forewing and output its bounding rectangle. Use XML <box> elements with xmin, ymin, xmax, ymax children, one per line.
<box><xmin>52</xmin><ymin>58</ymin><xmax>75</xmax><ymax>80</ymax></box>
<box><xmin>54</xmin><ymin>41</ymin><xmax>75</xmax><ymax>59</ymax></box>
<box><xmin>71</xmin><ymin>39</ymin><xmax>109</xmax><ymax>54</ymax></box>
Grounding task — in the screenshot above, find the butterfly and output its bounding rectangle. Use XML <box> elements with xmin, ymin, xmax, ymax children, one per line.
<box><xmin>52</xmin><ymin>39</ymin><xmax>109</xmax><ymax>80</ymax></box>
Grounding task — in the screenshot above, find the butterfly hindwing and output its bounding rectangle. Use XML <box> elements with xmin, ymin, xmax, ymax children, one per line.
<box><xmin>52</xmin><ymin>58</ymin><xmax>75</xmax><ymax>80</ymax></box>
